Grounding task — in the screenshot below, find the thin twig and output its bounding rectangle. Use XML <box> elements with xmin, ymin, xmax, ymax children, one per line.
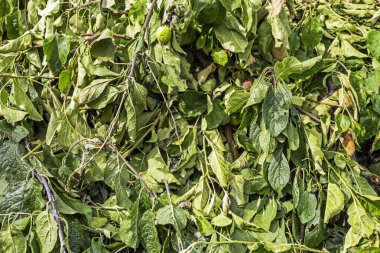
<box><xmin>24</xmin><ymin>142</ymin><xmax>67</xmax><ymax>253</ymax></box>
<box><xmin>90</xmin><ymin>205</ymin><xmax>127</xmax><ymax>211</ymax></box>
<box><xmin>81</xmin><ymin>33</ymin><xmax>131</xmax><ymax>41</ymax></box>
<box><xmin>76</xmin><ymin>0</ymin><xmax>158</xmax><ymax>173</ymax></box>
<box><xmin>296</xmin><ymin>107</ymin><xmax>322</xmax><ymax>124</ymax></box>
<box><xmin>108</xmin><ymin>144</ymin><xmax>156</xmax><ymax>199</ymax></box>
<box><xmin>0</xmin><ymin>74</ymin><xmax>57</xmax><ymax>80</ymax></box>
<box><xmin>223</xmin><ymin>125</ymin><xmax>239</xmax><ymax>161</ymax></box>
<box><xmin>296</xmin><ymin>107</ymin><xmax>335</xmax><ymax>131</ymax></box>
<box><xmin>34</xmin><ymin>174</ymin><xmax>67</xmax><ymax>253</ymax></box>
<box><xmin>22</xmin><ymin>141</ymin><xmax>45</xmax><ymax>160</ymax></box>
<box><xmin>112</xmin><ymin>10</ymin><xmax>129</xmax><ymax>14</ymax></box>
<box><xmin>123</xmin><ymin>117</ymin><xmax>159</xmax><ymax>158</ymax></box>
<box><xmin>101</xmin><ymin>0</ymin><xmax>158</xmax><ymax>143</ymax></box>
<box><xmin>146</xmin><ymin>60</ymin><xmax>181</xmax><ymax>152</ymax></box>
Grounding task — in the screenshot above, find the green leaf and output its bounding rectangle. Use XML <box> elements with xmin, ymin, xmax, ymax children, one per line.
<box><xmin>0</xmin><ymin>179</ymin><xmax>45</xmax><ymax>213</ymax></box>
<box><xmin>262</xmin><ymin>83</ymin><xmax>291</xmax><ymax>137</ymax></box>
<box><xmin>11</xmin><ymin>125</ymin><xmax>29</xmax><ymax>142</ymax></box>
<box><xmin>341</xmin><ymin>40</ymin><xmax>368</xmax><ymax>58</ymax></box>
<box><xmin>301</xmin><ymin>17</ymin><xmax>322</xmax><ymax>54</ymax></box>
<box><xmin>219</xmin><ymin>0</ymin><xmax>241</xmax><ymax>11</ymax></box>
<box><xmin>156</xmin><ymin>204</ymin><xmax>188</xmax><ymax>235</ymax></box>
<box><xmin>253</xmin><ymin>197</ymin><xmax>277</xmax><ymax>230</ymax></box>
<box><xmin>0</xmin><ymin>229</ymin><xmax>27</xmax><ymax>253</ymax></box>
<box><xmin>225</xmin><ymin>89</ymin><xmax>250</xmax><ymax>115</ymax></box>
<box><xmin>0</xmin><ymin>0</ymin><xmax>12</xmax><ymax>18</ymax></box>
<box><xmin>344</xmin><ymin>228</ymin><xmax>361</xmax><ymax>250</ymax></box>
<box><xmin>5</xmin><ymin>8</ymin><xmax>22</xmax><ymax>39</ymax></box>
<box><xmin>87</xmin><ymin>86</ymin><xmax>120</xmax><ymax>109</ymax></box>
<box><xmin>268</xmin><ymin>8</ymin><xmax>291</xmax><ymax>49</ymax></box>
<box><xmin>214</xmin><ymin>14</ymin><xmax>249</xmax><ymax>53</ymax></box>
<box><xmin>0</xmin><ymin>34</ymin><xmax>31</xmax><ymax>53</ymax></box>
<box><xmin>43</xmin><ymin>35</ymin><xmax>70</xmax><ymax>73</ymax></box>
<box><xmin>297</xmin><ymin>192</ymin><xmax>317</xmax><ymax>224</ymax></box>
<box><xmin>53</xmin><ymin>192</ymin><xmax>92</xmax><ymax>220</ymax></box>
<box><xmin>205</xmin><ymin>98</ymin><xmax>226</xmax><ymax>129</ymax></box>
<box><xmin>347</xmin><ymin>202</ymin><xmax>375</xmax><ymax>237</ymax></box>
<box><xmin>0</xmin><ymin>89</ymin><xmax>28</xmax><ymax>124</ymax></box>
<box><xmin>57</xmin><ymin>113</ymin><xmax>92</xmax><ymax>149</ymax></box>
<box><xmin>78</xmin><ymin>79</ymin><xmax>111</xmax><ymax>104</ymax></box>
<box><xmin>264</xmin><ymin>242</ymin><xmax>291</xmax><ymax>253</ymax></box>
<box><xmin>12</xmin><ymin>81</ymin><xmax>43</xmax><ymax>121</ymax></box>
<box><xmin>267</xmin><ymin>150</ymin><xmax>290</xmax><ymax>193</ymax></box>
<box><xmin>212</xmin><ymin>48</ymin><xmax>228</xmax><ymax>66</ymax></box>
<box><xmin>211</xmin><ymin>212</ymin><xmax>232</xmax><ymax>227</ymax></box>
<box><xmin>120</xmin><ymin>200</ymin><xmax>140</xmax><ymax>249</ymax></box>
<box><xmin>285</xmin><ymin>120</ymin><xmax>299</xmax><ymax>151</ymax></box>
<box><xmin>206</xmin><ymin>130</ymin><xmax>231</xmax><ymax>188</ymax></box>
<box><xmin>367</xmin><ymin>30</ymin><xmax>380</xmax><ymax>60</ymax></box>
<box><xmin>304</xmin><ymin>125</ymin><xmax>324</xmax><ymax>174</ymax></box>
<box><xmin>336</xmin><ymin>114</ymin><xmax>351</xmax><ymax>133</ymax></box>
<box><xmin>139</xmin><ymin>210</ymin><xmax>161</xmax><ymax>253</ymax></box>
<box><xmin>35</xmin><ymin>211</ymin><xmax>58</xmax><ymax>253</ymax></box>
<box><xmin>258</xmin><ymin>21</ymin><xmax>273</xmax><ymax>62</ymax></box>
<box><xmin>230</xmin><ymin>174</ymin><xmax>246</xmax><ymax>206</ymax></box>
<box><xmin>125</xmin><ymin>93</ymin><xmax>137</xmax><ymax>141</ymax></box>
<box><xmin>90</xmin><ymin>29</ymin><xmax>116</xmax><ymax>59</ymax></box>
<box><xmin>360</xmin><ymin>195</ymin><xmax>380</xmax><ymax>216</ymax></box>
<box><xmin>324</xmin><ymin>183</ymin><xmax>345</xmax><ymax>223</ymax></box>
<box><xmin>58</xmin><ymin>69</ymin><xmax>72</xmax><ymax>93</ymax></box>
<box><xmin>178</xmin><ymin>91</ymin><xmax>207</xmax><ymax>117</ymax></box>
<box><xmin>145</xmin><ymin>147</ymin><xmax>179</xmax><ymax>184</ymax></box>
<box><xmin>245</xmin><ymin>77</ymin><xmax>270</xmax><ymax>108</ymax></box>
<box><xmin>274</xmin><ymin>56</ymin><xmax>322</xmax><ymax>79</ymax></box>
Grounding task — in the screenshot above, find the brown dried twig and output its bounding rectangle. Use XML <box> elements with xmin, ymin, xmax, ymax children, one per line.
<box><xmin>224</xmin><ymin>125</ymin><xmax>239</xmax><ymax>161</ymax></box>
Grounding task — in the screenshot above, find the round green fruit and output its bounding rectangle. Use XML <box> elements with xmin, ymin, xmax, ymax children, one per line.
<box><xmin>230</xmin><ymin>115</ymin><xmax>241</xmax><ymax>126</ymax></box>
<box><xmin>156</xmin><ymin>26</ymin><xmax>171</xmax><ymax>44</ymax></box>
<box><xmin>94</xmin><ymin>13</ymin><xmax>106</xmax><ymax>32</ymax></box>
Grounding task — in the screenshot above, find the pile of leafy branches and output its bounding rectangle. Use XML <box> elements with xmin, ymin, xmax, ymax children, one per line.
<box><xmin>1</xmin><ymin>0</ymin><xmax>380</xmax><ymax>252</ymax></box>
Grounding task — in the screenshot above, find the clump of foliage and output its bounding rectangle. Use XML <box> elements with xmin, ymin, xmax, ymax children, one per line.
<box><xmin>0</xmin><ymin>0</ymin><xmax>380</xmax><ymax>252</ymax></box>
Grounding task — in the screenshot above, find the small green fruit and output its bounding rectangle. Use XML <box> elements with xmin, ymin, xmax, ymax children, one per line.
<box><xmin>230</xmin><ymin>114</ymin><xmax>241</xmax><ymax>126</ymax></box>
<box><xmin>94</xmin><ymin>13</ymin><xmax>106</xmax><ymax>32</ymax></box>
<box><xmin>156</xmin><ymin>26</ymin><xmax>171</xmax><ymax>44</ymax></box>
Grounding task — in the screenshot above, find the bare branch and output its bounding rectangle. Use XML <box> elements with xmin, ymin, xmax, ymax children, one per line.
<box><xmin>223</xmin><ymin>125</ymin><xmax>239</xmax><ymax>161</ymax></box>
<box><xmin>34</xmin><ymin>173</ymin><xmax>67</xmax><ymax>253</ymax></box>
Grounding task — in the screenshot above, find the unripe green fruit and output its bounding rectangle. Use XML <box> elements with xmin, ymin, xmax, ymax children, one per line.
<box><xmin>230</xmin><ymin>114</ymin><xmax>241</xmax><ymax>126</ymax></box>
<box><xmin>94</xmin><ymin>13</ymin><xmax>106</xmax><ymax>32</ymax></box>
<box><xmin>156</xmin><ymin>26</ymin><xmax>171</xmax><ymax>44</ymax></box>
